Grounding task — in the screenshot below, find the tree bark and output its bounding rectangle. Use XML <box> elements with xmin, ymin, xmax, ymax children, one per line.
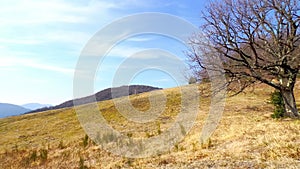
<box><xmin>280</xmin><ymin>89</ymin><xmax>299</xmax><ymax>118</ymax></box>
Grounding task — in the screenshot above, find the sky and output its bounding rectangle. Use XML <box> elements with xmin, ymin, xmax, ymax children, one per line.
<box><xmin>0</xmin><ymin>0</ymin><xmax>208</xmax><ymax>106</ymax></box>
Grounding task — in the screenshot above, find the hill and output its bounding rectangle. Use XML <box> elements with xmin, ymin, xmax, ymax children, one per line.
<box><xmin>27</xmin><ymin>85</ymin><xmax>161</xmax><ymax>114</ymax></box>
<box><xmin>22</xmin><ymin>103</ymin><xmax>52</xmax><ymax>110</ymax></box>
<box><xmin>0</xmin><ymin>103</ymin><xmax>30</xmax><ymax>118</ymax></box>
<box><xmin>0</xmin><ymin>83</ymin><xmax>299</xmax><ymax>168</ymax></box>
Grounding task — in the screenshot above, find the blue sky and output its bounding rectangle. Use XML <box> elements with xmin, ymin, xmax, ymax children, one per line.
<box><xmin>0</xmin><ymin>0</ymin><xmax>207</xmax><ymax>105</ymax></box>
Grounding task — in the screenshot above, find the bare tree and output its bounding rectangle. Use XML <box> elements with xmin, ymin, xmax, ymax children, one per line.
<box><xmin>188</xmin><ymin>0</ymin><xmax>300</xmax><ymax>118</ymax></box>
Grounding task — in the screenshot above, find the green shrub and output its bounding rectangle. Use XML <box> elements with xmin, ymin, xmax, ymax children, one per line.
<box><xmin>188</xmin><ymin>77</ymin><xmax>197</xmax><ymax>84</ymax></box>
<box><xmin>270</xmin><ymin>90</ymin><xmax>285</xmax><ymax>118</ymax></box>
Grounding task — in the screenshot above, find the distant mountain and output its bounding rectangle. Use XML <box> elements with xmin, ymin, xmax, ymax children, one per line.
<box><xmin>28</xmin><ymin>85</ymin><xmax>161</xmax><ymax>114</ymax></box>
<box><xmin>22</xmin><ymin>103</ymin><xmax>52</xmax><ymax>110</ymax></box>
<box><xmin>0</xmin><ymin>103</ymin><xmax>31</xmax><ymax>118</ymax></box>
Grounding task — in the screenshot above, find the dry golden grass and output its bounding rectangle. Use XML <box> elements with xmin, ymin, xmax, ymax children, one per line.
<box><xmin>0</xmin><ymin>82</ymin><xmax>299</xmax><ymax>168</ymax></box>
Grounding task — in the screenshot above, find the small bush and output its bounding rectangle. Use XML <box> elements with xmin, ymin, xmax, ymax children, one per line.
<box><xmin>13</xmin><ymin>144</ymin><xmax>18</xmax><ymax>152</ymax></box>
<box><xmin>125</xmin><ymin>158</ymin><xmax>134</xmax><ymax>167</ymax></box>
<box><xmin>83</xmin><ymin>134</ymin><xmax>89</xmax><ymax>148</ymax></box>
<box><xmin>22</xmin><ymin>149</ymin><xmax>38</xmax><ymax>166</ymax></box>
<box><xmin>179</xmin><ymin>123</ymin><xmax>186</xmax><ymax>136</ymax></box>
<box><xmin>39</xmin><ymin>148</ymin><xmax>48</xmax><ymax>162</ymax></box>
<box><xmin>174</xmin><ymin>143</ymin><xmax>179</xmax><ymax>151</ymax></box>
<box><xmin>201</xmin><ymin>138</ymin><xmax>212</xmax><ymax>149</ymax></box>
<box><xmin>58</xmin><ymin>140</ymin><xmax>65</xmax><ymax>149</ymax></box>
<box><xmin>145</xmin><ymin>132</ymin><xmax>154</xmax><ymax>138</ymax></box>
<box><xmin>270</xmin><ymin>90</ymin><xmax>285</xmax><ymax>118</ymax></box>
<box><xmin>156</xmin><ymin>121</ymin><xmax>161</xmax><ymax>135</ymax></box>
<box><xmin>126</xmin><ymin>132</ymin><xmax>133</xmax><ymax>138</ymax></box>
<box><xmin>30</xmin><ymin>150</ymin><xmax>37</xmax><ymax>162</ymax></box>
<box><xmin>188</xmin><ymin>77</ymin><xmax>197</xmax><ymax>84</ymax></box>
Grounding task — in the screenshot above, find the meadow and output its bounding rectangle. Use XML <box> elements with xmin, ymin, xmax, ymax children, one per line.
<box><xmin>0</xmin><ymin>82</ymin><xmax>299</xmax><ymax>168</ymax></box>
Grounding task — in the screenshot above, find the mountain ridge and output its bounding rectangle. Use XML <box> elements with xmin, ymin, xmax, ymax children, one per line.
<box><xmin>27</xmin><ymin>85</ymin><xmax>161</xmax><ymax>114</ymax></box>
<box><xmin>22</xmin><ymin>103</ymin><xmax>52</xmax><ymax>110</ymax></box>
<box><xmin>0</xmin><ymin>103</ymin><xmax>31</xmax><ymax>118</ymax></box>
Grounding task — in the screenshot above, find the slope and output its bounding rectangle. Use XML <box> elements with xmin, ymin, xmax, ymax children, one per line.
<box><xmin>0</xmin><ymin>83</ymin><xmax>299</xmax><ymax>168</ymax></box>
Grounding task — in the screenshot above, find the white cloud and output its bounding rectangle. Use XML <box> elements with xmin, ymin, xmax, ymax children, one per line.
<box><xmin>82</xmin><ymin>43</ymin><xmax>166</xmax><ymax>59</ymax></box>
<box><xmin>0</xmin><ymin>56</ymin><xmax>74</xmax><ymax>75</ymax></box>
<box><xmin>127</xmin><ymin>37</ymin><xmax>154</xmax><ymax>42</ymax></box>
<box><xmin>0</xmin><ymin>0</ymin><xmax>182</xmax><ymax>56</ymax></box>
<box><xmin>43</xmin><ymin>31</ymin><xmax>92</xmax><ymax>45</ymax></box>
<box><xmin>25</xmin><ymin>62</ymin><xmax>74</xmax><ymax>74</ymax></box>
<box><xmin>0</xmin><ymin>0</ymin><xmax>122</xmax><ymax>52</ymax></box>
<box><xmin>0</xmin><ymin>38</ymin><xmax>44</xmax><ymax>45</ymax></box>
<box><xmin>0</xmin><ymin>0</ymin><xmax>117</xmax><ymax>25</ymax></box>
<box><xmin>113</xmin><ymin>0</ymin><xmax>175</xmax><ymax>9</ymax></box>
<box><xmin>108</xmin><ymin>46</ymin><xmax>147</xmax><ymax>58</ymax></box>
<box><xmin>154</xmin><ymin>78</ymin><xmax>172</xmax><ymax>82</ymax></box>
<box><xmin>0</xmin><ymin>30</ymin><xmax>92</xmax><ymax>47</ymax></box>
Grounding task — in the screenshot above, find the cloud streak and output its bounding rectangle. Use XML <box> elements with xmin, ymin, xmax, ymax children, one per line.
<box><xmin>0</xmin><ymin>38</ymin><xmax>44</xmax><ymax>45</ymax></box>
<box><xmin>0</xmin><ymin>0</ymin><xmax>117</xmax><ymax>25</ymax></box>
<box><xmin>0</xmin><ymin>56</ymin><xmax>74</xmax><ymax>75</ymax></box>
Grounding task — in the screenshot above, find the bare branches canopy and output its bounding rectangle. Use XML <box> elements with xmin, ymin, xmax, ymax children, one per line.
<box><xmin>188</xmin><ymin>0</ymin><xmax>300</xmax><ymax>118</ymax></box>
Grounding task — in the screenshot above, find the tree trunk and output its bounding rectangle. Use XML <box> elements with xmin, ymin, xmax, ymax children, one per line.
<box><xmin>280</xmin><ymin>89</ymin><xmax>299</xmax><ymax>118</ymax></box>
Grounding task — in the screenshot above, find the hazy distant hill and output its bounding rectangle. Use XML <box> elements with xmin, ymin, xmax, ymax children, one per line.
<box><xmin>22</xmin><ymin>103</ymin><xmax>52</xmax><ymax>110</ymax></box>
<box><xmin>28</xmin><ymin>85</ymin><xmax>161</xmax><ymax>113</ymax></box>
<box><xmin>0</xmin><ymin>103</ymin><xmax>31</xmax><ymax>118</ymax></box>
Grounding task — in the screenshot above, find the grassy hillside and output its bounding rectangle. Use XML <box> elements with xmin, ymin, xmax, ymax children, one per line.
<box><xmin>0</xmin><ymin>83</ymin><xmax>299</xmax><ymax>168</ymax></box>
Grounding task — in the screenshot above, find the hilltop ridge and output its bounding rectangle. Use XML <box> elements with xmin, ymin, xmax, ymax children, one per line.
<box><xmin>27</xmin><ymin>85</ymin><xmax>161</xmax><ymax>113</ymax></box>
